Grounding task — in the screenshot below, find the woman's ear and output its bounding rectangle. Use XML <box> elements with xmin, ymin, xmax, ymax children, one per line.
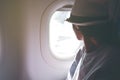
<box><xmin>90</xmin><ymin>37</ymin><xmax>99</xmax><ymax>46</ymax></box>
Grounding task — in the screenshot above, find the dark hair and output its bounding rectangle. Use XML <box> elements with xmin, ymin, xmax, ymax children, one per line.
<box><xmin>78</xmin><ymin>22</ymin><xmax>116</xmax><ymax>44</ymax></box>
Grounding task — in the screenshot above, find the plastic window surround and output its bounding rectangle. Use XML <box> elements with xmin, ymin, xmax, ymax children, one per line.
<box><xmin>40</xmin><ymin>0</ymin><xmax>80</xmax><ymax>69</ymax></box>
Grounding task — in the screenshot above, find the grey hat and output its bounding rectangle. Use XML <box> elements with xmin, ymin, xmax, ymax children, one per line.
<box><xmin>67</xmin><ymin>0</ymin><xmax>110</xmax><ymax>26</ymax></box>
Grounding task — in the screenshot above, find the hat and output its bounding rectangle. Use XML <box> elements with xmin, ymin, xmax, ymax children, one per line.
<box><xmin>67</xmin><ymin>0</ymin><xmax>110</xmax><ymax>26</ymax></box>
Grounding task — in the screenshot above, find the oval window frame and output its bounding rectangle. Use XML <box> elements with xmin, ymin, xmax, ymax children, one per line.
<box><xmin>40</xmin><ymin>0</ymin><xmax>76</xmax><ymax>69</ymax></box>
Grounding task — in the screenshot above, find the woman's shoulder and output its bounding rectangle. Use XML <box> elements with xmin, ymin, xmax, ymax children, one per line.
<box><xmin>88</xmin><ymin>45</ymin><xmax>120</xmax><ymax>80</ymax></box>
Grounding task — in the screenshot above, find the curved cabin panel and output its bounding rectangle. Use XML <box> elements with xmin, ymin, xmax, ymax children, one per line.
<box><xmin>0</xmin><ymin>0</ymin><xmax>76</xmax><ymax>80</ymax></box>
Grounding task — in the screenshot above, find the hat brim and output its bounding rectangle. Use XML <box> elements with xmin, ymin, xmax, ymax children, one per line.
<box><xmin>66</xmin><ymin>15</ymin><xmax>109</xmax><ymax>26</ymax></box>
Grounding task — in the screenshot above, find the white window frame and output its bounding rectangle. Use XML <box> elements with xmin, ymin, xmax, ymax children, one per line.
<box><xmin>40</xmin><ymin>0</ymin><xmax>76</xmax><ymax>69</ymax></box>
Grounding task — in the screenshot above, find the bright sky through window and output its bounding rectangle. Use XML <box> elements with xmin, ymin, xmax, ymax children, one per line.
<box><xmin>50</xmin><ymin>11</ymin><xmax>83</xmax><ymax>59</ymax></box>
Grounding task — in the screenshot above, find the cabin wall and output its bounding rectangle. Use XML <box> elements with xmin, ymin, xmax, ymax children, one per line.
<box><xmin>0</xmin><ymin>1</ymin><xmax>24</xmax><ymax>80</ymax></box>
<box><xmin>21</xmin><ymin>0</ymin><xmax>70</xmax><ymax>80</ymax></box>
<box><xmin>0</xmin><ymin>0</ymin><xmax>72</xmax><ymax>80</ymax></box>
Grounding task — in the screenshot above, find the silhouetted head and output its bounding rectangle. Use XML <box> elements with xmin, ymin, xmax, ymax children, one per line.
<box><xmin>67</xmin><ymin>0</ymin><xmax>118</xmax><ymax>52</ymax></box>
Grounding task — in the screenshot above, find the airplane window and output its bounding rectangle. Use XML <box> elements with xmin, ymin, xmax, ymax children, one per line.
<box><xmin>49</xmin><ymin>11</ymin><xmax>84</xmax><ymax>59</ymax></box>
